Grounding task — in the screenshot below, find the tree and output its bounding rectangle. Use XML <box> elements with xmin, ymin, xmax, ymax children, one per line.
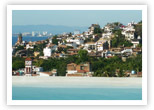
<box><xmin>134</xmin><ymin>21</ymin><xmax>142</xmax><ymax>39</ymax></box>
<box><xmin>111</xmin><ymin>29</ymin><xmax>133</xmax><ymax>47</ymax></box>
<box><xmin>78</xmin><ymin>49</ymin><xmax>88</xmax><ymax>63</ymax></box>
<box><xmin>57</xmin><ymin>62</ymin><xmax>67</xmax><ymax>76</ymax></box>
<box><xmin>52</xmin><ymin>35</ymin><xmax>58</xmax><ymax>45</ymax></box>
<box><xmin>35</xmin><ymin>59</ymin><xmax>44</xmax><ymax>67</ymax></box>
<box><xmin>94</xmin><ymin>27</ymin><xmax>102</xmax><ymax>34</ymax></box>
<box><xmin>68</xmin><ymin>32</ymin><xmax>72</xmax><ymax>37</ymax></box>
<box><xmin>12</xmin><ymin>61</ymin><xmax>25</xmax><ymax>70</ymax></box>
<box><xmin>34</xmin><ymin>42</ymin><xmax>47</xmax><ymax>53</ymax></box>
<box><xmin>15</xmin><ymin>45</ymin><xmax>24</xmax><ymax>53</ymax></box>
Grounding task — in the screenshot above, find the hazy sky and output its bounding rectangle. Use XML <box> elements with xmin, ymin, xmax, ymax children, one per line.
<box><xmin>12</xmin><ymin>10</ymin><xmax>142</xmax><ymax>27</ymax></box>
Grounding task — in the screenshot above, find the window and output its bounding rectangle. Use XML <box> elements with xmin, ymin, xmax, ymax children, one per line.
<box><xmin>80</xmin><ymin>66</ymin><xmax>84</xmax><ymax>70</ymax></box>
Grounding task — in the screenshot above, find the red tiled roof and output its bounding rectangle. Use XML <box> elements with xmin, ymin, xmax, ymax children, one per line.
<box><xmin>25</xmin><ymin>57</ymin><xmax>32</xmax><ymax>61</ymax></box>
<box><xmin>107</xmin><ymin>56</ymin><xmax>113</xmax><ymax>58</ymax></box>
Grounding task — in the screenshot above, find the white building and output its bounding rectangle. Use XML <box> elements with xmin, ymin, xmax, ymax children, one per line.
<box><xmin>83</xmin><ymin>42</ymin><xmax>97</xmax><ymax>53</ymax></box>
<box><xmin>121</xmin><ymin>47</ymin><xmax>133</xmax><ymax>54</ymax></box>
<box><xmin>121</xmin><ymin>23</ymin><xmax>135</xmax><ymax>40</ymax></box>
<box><xmin>74</xmin><ymin>30</ymin><xmax>80</xmax><ymax>35</ymax></box>
<box><xmin>12</xmin><ymin>47</ymin><xmax>16</xmax><ymax>54</ymax></box>
<box><xmin>47</xmin><ymin>44</ymin><xmax>57</xmax><ymax>51</ymax></box>
<box><xmin>42</xmin><ymin>31</ymin><xmax>48</xmax><ymax>36</ymax></box>
<box><xmin>32</xmin><ymin>66</ymin><xmax>43</xmax><ymax>74</ymax></box>
<box><xmin>131</xmin><ymin>40</ymin><xmax>140</xmax><ymax>48</ymax></box>
<box><xmin>26</xmin><ymin>44</ymin><xmax>34</xmax><ymax>50</ymax></box>
<box><xmin>39</xmin><ymin>72</ymin><xmax>52</xmax><ymax>76</ymax></box>
<box><xmin>32</xmin><ymin>31</ymin><xmax>35</xmax><ymax>36</ymax></box>
<box><xmin>102</xmin><ymin>32</ymin><xmax>112</xmax><ymax>39</ymax></box>
<box><xmin>66</xmin><ymin>42</ymin><xmax>77</xmax><ymax>49</ymax></box>
<box><xmin>43</xmin><ymin>47</ymin><xmax>52</xmax><ymax>57</ymax></box>
<box><xmin>66</xmin><ymin>37</ymin><xmax>84</xmax><ymax>45</ymax></box>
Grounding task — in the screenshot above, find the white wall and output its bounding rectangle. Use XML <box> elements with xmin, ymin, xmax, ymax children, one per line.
<box><xmin>67</xmin><ymin>70</ymin><xmax>77</xmax><ymax>74</ymax></box>
<box><xmin>43</xmin><ymin>47</ymin><xmax>52</xmax><ymax>57</ymax></box>
<box><xmin>39</xmin><ymin>72</ymin><xmax>50</xmax><ymax>76</ymax></box>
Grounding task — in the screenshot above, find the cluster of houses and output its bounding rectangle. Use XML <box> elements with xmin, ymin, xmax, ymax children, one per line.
<box><xmin>12</xmin><ymin>21</ymin><xmax>142</xmax><ymax>77</ymax></box>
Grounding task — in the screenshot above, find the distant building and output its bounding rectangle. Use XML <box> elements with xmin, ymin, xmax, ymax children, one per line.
<box><xmin>32</xmin><ymin>31</ymin><xmax>35</xmax><ymax>36</ymax></box>
<box><xmin>42</xmin><ymin>31</ymin><xmax>48</xmax><ymax>36</ymax></box>
<box><xmin>22</xmin><ymin>32</ymin><xmax>31</xmax><ymax>36</ymax></box>
<box><xmin>74</xmin><ymin>30</ymin><xmax>80</xmax><ymax>35</ymax></box>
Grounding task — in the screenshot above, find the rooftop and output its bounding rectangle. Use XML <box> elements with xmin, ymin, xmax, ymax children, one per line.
<box><xmin>25</xmin><ymin>57</ymin><xmax>32</xmax><ymax>61</ymax></box>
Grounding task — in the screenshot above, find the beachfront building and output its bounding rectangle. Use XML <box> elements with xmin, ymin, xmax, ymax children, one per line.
<box><xmin>32</xmin><ymin>66</ymin><xmax>43</xmax><ymax>74</ymax></box>
<box><xmin>39</xmin><ymin>72</ymin><xmax>53</xmax><ymax>76</ymax></box>
<box><xmin>24</xmin><ymin>57</ymin><xmax>33</xmax><ymax>76</ymax></box>
<box><xmin>66</xmin><ymin>62</ymin><xmax>92</xmax><ymax>77</ymax></box>
<box><xmin>39</xmin><ymin>69</ymin><xmax>57</xmax><ymax>76</ymax></box>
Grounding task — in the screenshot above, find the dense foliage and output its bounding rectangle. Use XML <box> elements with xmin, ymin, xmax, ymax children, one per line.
<box><xmin>12</xmin><ymin>57</ymin><xmax>25</xmax><ymax>70</ymax></box>
<box><xmin>14</xmin><ymin>45</ymin><xmax>24</xmax><ymax>53</ymax></box>
<box><xmin>111</xmin><ymin>29</ymin><xmax>133</xmax><ymax>47</ymax></box>
<box><xmin>34</xmin><ymin>42</ymin><xmax>47</xmax><ymax>56</ymax></box>
<box><xmin>94</xmin><ymin>27</ymin><xmax>102</xmax><ymax>34</ymax></box>
<box><xmin>134</xmin><ymin>20</ymin><xmax>142</xmax><ymax>38</ymax></box>
<box><xmin>52</xmin><ymin>35</ymin><xmax>59</xmax><ymax>45</ymax></box>
<box><xmin>12</xmin><ymin>48</ymin><xmax>142</xmax><ymax>77</ymax></box>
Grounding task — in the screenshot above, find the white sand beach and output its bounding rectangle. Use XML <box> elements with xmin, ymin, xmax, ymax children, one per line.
<box><xmin>12</xmin><ymin>76</ymin><xmax>142</xmax><ymax>88</ymax></box>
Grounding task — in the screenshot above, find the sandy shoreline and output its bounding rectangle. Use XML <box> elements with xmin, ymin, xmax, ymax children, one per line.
<box><xmin>12</xmin><ymin>76</ymin><xmax>142</xmax><ymax>88</ymax></box>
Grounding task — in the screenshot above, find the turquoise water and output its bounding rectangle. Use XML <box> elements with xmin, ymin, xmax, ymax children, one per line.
<box><xmin>12</xmin><ymin>87</ymin><xmax>142</xmax><ymax>100</ymax></box>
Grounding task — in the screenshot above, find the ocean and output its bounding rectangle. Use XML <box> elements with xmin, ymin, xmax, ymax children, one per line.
<box><xmin>12</xmin><ymin>36</ymin><xmax>49</xmax><ymax>46</ymax></box>
<box><xmin>12</xmin><ymin>87</ymin><xmax>142</xmax><ymax>100</ymax></box>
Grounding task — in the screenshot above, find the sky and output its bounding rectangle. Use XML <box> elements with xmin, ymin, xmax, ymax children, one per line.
<box><xmin>12</xmin><ymin>10</ymin><xmax>142</xmax><ymax>27</ymax></box>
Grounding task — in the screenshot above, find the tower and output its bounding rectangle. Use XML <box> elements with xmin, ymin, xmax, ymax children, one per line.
<box><xmin>16</xmin><ymin>33</ymin><xmax>22</xmax><ymax>45</ymax></box>
<box><xmin>25</xmin><ymin>57</ymin><xmax>32</xmax><ymax>75</ymax></box>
